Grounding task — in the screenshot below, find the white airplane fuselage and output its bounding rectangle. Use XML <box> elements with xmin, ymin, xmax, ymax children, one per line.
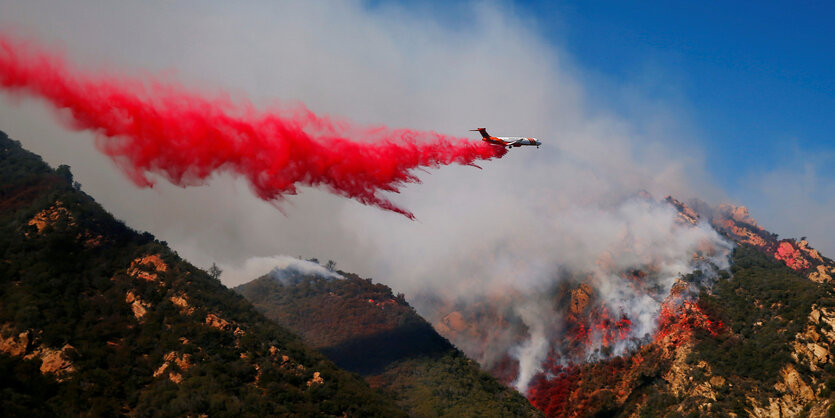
<box><xmin>470</xmin><ymin>128</ymin><xmax>541</xmax><ymax>148</ymax></box>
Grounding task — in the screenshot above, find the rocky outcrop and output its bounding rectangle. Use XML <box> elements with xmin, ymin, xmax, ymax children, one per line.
<box><xmin>665</xmin><ymin>196</ymin><xmax>700</xmax><ymax>225</ymax></box>
<box><xmin>0</xmin><ymin>327</ymin><xmax>76</xmax><ymax>380</ymax></box>
<box><xmin>38</xmin><ymin>345</ymin><xmax>76</xmax><ymax>376</ymax></box>
<box><xmin>674</xmin><ymin>198</ymin><xmax>835</xmax><ymax>284</ymax></box>
<box><xmin>27</xmin><ymin>201</ymin><xmax>72</xmax><ymax>234</ymax></box>
<box><xmin>307</xmin><ymin>371</ymin><xmax>324</xmax><ymax>387</ymax></box>
<box><xmin>661</xmin><ymin>342</ymin><xmax>697</xmax><ymax>397</ymax></box>
<box><xmin>716</xmin><ymin>204</ymin><xmax>760</xmax><ymax>227</ymax></box>
<box><xmin>24</xmin><ymin>200</ymin><xmax>103</xmax><ymax>247</ymax></box>
<box><xmin>169</xmin><ymin>293</ymin><xmax>195</xmax><ymax>315</ymax></box>
<box><xmin>749</xmin><ymin>365</ymin><xmax>816</xmax><ymax>418</ymax></box>
<box><xmin>747</xmin><ymin>306</ymin><xmax>835</xmax><ymax>416</ymax></box>
<box><xmin>0</xmin><ymin>329</ymin><xmax>30</xmax><ymax>357</ymax></box>
<box><xmin>808</xmin><ymin>264</ymin><xmax>834</xmax><ymax>284</ymax></box>
<box><xmin>798</xmin><ymin>240</ymin><xmax>825</xmax><ymax>263</ymax></box>
<box><xmin>568</xmin><ymin>283</ymin><xmax>593</xmax><ymax>317</ymax></box>
<box><xmin>205</xmin><ymin>313</ymin><xmax>231</xmax><ymax>330</ymax></box>
<box><xmin>127</xmin><ymin>254</ymin><xmax>168</xmax><ymax>283</ymax></box>
<box><xmin>711</xmin><ymin>204</ymin><xmax>771</xmax><ymax>248</ymax></box>
<box><xmin>153</xmin><ymin>351</ymin><xmax>194</xmax><ymax>384</ymax></box>
<box><xmin>774</xmin><ymin>241</ymin><xmax>812</xmax><ymax>271</ymax></box>
<box><xmin>251</xmin><ymin>345</ymin><xmax>311</xmax><ymax>387</ymax></box>
<box><xmin>793</xmin><ymin>306</ymin><xmax>835</xmax><ymax>373</ymax></box>
<box><xmin>126</xmin><ymin>290</ymin><xmax>150</xmax><ymax>320</ymax></box>
<box><xmin>775</xmin><ymin>364</ymin><xmax>815</xmax><ymax>401</ymax></box>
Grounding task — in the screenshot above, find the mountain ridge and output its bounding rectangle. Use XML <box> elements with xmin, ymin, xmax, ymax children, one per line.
<box><xmin>0</xmin><ymin>130</ymin><xmax>406</xmax><ymax>416</ymax></box>
<box><xmin>4</xmin><ymin>127</ymin><xmax>835</xmax><ymax>417</ymax></box>
<box><xmin>235</xmin><ymin>268</ymin><xmax>541</xmax><ymax>417</ymax></box>
<box><xmin>507</xmin><ymin>198</ymin><xmax>835</xmax><ymax>416</ymax></box>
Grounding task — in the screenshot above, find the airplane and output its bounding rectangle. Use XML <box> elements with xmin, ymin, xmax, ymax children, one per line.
<box><xmin>470</xmin><ymin>128</ymin><xmax>541</xmax><ymax>149</ymax></box>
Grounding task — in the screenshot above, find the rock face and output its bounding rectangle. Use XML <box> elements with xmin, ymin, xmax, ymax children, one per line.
<box><xmin>153</xmin><ymin>351</ymin><xmax>194</xmax><ymax>384</ymax></box>
<box><xmin>27</xmin><ymin>201</ymin><xmax>72</xmax><ymax>234</ymax></box>
<box><xmin>717</xmin><ymin>203</ymin><xmax>759</xmax><ymax>227</ymax></box>
<box><xmin>774</xmin><ymin>241</ymin><xmax>812</xmax><ymax>271</ymax></box>
<box><xmin>792</xmin><ymin>306</ymin><xmax>835</xmax><ymax>373</ymax></box>
<box><xmin>0</xmin><ymin>329</ymin><xmax>30</xmax><ymax>357</ymax></box>
<box><xmin>205</xmin><ymin>313</ymin><xmax>231</xmax><ymax>330</ymax></box>
<box><xmin>38</xmin><ymin>344</ymin><xmax>75</xmax><ymax>376</ymax></box>
<box><xmin>306</xmin><ymin>371</ymin><xmax>324</xmax><ymax>387</ymax></box>
<box><xmin>749</xmin><ymin>364</ymin><xmax>817</xmax><ymax>418</ymax></box>
<box><xmin>125</xmin><ymin>290</ymin><xmax>150</xmax><ymax>320</ymax></box>
<box><xmin>568</xmin><ymin>283</ymin><xmax>593</xmax><ymax>317</ymax></box>
<box><xmin>127</xmin><ymin>254</ymin><xmax>168</xmax><ymax>283</ymax></box>
<box><xmin>666</xmin><ymin>196</ymin><xmax>700</xmax><ymax>225</ymax></box>
<box><xmin>678</xmin><ymin>198</ymin><xmax>835</xmax><ymax>284</ymax></box>
<box><xmin>809</xmin><ymin>264</ymin><xmax>834</xmax><ymax>283</ymax></box>
<box><xmin>0</xmin><ymin>327</ymin><xmax>76</xmax><ymax>381</ymax></box>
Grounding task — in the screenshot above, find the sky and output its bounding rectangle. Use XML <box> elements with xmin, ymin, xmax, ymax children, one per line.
<box><xmin>522</xmin><ymin>0</ymin><xmax>835</xmax><ymax>249</ymax></box>
<box><xmin>0</xmin><ymin>0</ymin><xmax>832</xmax><ymax>277</ymax></box>
<box><xmin>530</xmin><ymin>1</ymin><xmax>835</xmax><ymax>183</ymax></box>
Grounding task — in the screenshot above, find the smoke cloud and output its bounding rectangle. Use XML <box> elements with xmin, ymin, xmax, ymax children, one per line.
<box><xmin>221</xmin><ymin>255</ymin><xmax>342</xmax><ymax>287</ymax></box>
<box><xmin>0</xmin><ymin>33</ymin><xmax>505</xmax><ymax>219</ymax></box>
<box><xmin>391</xmin><ymin>197</ymin><xmax>732</xmax><ymax>393</ymax></box>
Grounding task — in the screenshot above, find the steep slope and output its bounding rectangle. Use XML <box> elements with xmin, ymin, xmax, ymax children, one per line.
<box><xmin>400</xmin><ymin>194</ymin><xmax>835</xmax><ymax>417</ymax></box>
<box><xmin>0</xmin><ymin>131</ymin><xmax>405</xmax><ymax>416</ymax></box>
<box><xmin>236</xmin><ymin>270</ymin><xmax>540</xmax><ymax>417</ymax></box>
<box><xmin>672</xmin><ymin>196</ymin><xmax>835</xmax><ymax>285</ymax></box>
<box><xmin>520</xmin><ymin>200</ymin><xmax>835</xmax><ymax>417</ymax></box>
<box><xmin>524</xmin><ymin>246</ymin><xmax>835</xmax><ymax>417</ymax></box>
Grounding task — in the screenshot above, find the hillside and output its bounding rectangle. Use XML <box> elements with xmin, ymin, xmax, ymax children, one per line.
<box><xmin>0</xmin><ymin>130</ymin><xmax>405</xmax><ymax>416</ymax></box>
<box><xmin>236</xmin><ymin>270</ymin><xmax>540</xmax><ymax>417</ymax></box>
<box><xmin>5</xmin><ymin>124</ymin><xmax>835</xmax><ymax>417</ymax></box>
<box><xmin>524</xmin><ymin>245</ymin><xmax>835</xmax><ymax>417</ymax></box>
<box><xmin>377</xmin><ymin>193</ymin><xmax>835</xmax><ymax>417</ymax></box>
<box><xmin>433</xmin><ymin>197</ymin><xmax>835</xmax><ymax>417</ymax></box>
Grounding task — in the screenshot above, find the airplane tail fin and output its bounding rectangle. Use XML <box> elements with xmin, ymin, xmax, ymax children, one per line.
<box><xmin>469</xmin><ymin>128</ymin><xmax>490</xmax><ymax>139</ymax></box>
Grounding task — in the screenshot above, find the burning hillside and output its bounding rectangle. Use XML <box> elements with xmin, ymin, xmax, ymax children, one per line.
<box><xmin>416</xmin><ymin>197</ymin><xmax>835</xmax><ymax>416</ymax></box>
<box><xmin>410</xmin><ymin>195</ymin><xmax>733</xmax><ymax>395</ymax></box>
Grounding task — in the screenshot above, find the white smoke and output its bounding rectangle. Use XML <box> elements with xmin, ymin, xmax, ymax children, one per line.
<box><xmin>510</xmin><ymin>299</ymin><xmax>554</xmax><ymax>393</ymax></box>
<box><xmin>390</xmin><ymin>197</ymin><xmax>732</xmax><ymax>393</ymax></box>
<box><xmin>221</xmin><ymin>256</ymin><xmax>342</xmax><ymax>287</ymax></box>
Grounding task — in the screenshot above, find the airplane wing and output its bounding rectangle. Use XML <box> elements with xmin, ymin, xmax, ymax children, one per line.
<box><xmin>505</xmin><ymin>139</ymin><xmax>522</xmax><ymax>147</ymax></box>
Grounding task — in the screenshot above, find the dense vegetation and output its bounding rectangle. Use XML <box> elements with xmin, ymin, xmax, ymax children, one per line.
<box><xmin>7</xmin><ymin>127</ymin><xmax>835</xmax><ymax>417</ymax></box>
<box><xmin>237</xmin><ymin>273</ymin><xmax>540</xmax><ymax>417</ymax></box>
<box><xmin>689</xmin><ymin>245</ymin><xmax>835</xmax><ymax>408</ymax></box>
<box><xmin>0</xmin><ymin>131</ymin><xmax>404</xmax><ymax>416</ymax></box>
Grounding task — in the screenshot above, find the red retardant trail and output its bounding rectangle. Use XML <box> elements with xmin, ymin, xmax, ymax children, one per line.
<box><xmin>0</xmin><ymin>34</ymin><xmax>506</xmax><ymax>219</ymax></box>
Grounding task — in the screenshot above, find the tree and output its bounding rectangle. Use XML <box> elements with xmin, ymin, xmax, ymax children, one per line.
<box><xmin>56</xmin><ymin>164</ymin><xmax>73</xmax><ymax>184</ymax></box>
<box><xmin>326</xmin><ymin>260</ymin><xmax>337</xmax><ymax>271</ymax></box>
<box><xmin>208</xmin><ymin>263</ymin><xmax>222</xmax><ymax>281</ymax></box>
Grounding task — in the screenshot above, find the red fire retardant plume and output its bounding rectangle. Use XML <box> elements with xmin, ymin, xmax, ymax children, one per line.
<box><xmin>0</xmin><ymin>34</ymin><xmax>506</xmax><ymax>219</ymax></box>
